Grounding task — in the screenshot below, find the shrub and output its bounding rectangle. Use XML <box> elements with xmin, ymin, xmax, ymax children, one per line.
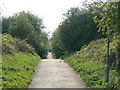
<box><xmin>63</xmin><ymin>38</ymin><xmax>120</xmax><ymax>89</ymax></box>
<box><xmin>2</xmin><ymin>33</ymin><xmax>41</xmax><ymax>88</ymax></box>
<box><xmin>2</xmin><ymin>34</ymin><xmax>35</xmax><ymax>55</ymax></box>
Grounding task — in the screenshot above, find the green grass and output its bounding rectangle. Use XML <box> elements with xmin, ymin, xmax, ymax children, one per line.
<box><xmin>62</xmin><ymin>38</ymin><xmax>120</xmax><ymax>89</ymax></box>
<box><xmin>2</xmin><ymin>52</ymin><xmax>40</xmax><ymax>88</ymax></box>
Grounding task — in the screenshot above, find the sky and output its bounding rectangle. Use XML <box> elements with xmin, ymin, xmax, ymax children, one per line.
<box><xmin>1</xmin><ymin>0</ymin><xmax>84</xmax><ymax>37</ymax></box>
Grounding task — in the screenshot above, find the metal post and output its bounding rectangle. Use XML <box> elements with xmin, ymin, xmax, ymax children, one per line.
<box><xmin>104</xmin><ymin>33</ymin><xmax>109</xmax><ymax>82</ymax></box>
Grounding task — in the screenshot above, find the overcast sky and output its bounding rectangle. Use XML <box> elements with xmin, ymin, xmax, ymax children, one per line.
<box><xmin>1</xmin><ymin>0</ymin><xmax>85</xmax><ymax>37</ymax></box>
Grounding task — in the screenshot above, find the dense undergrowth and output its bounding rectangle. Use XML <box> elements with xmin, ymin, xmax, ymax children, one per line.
<box><xmin>2</xmin><ymin>52</ymin><xmax>40</xmax><ymax>88</ymax></box>
<box><xmin>2</xmin><ymin>34</ymin><xmax>35</xmax><ymax>55</ymax></box>
<box><xmin>61</xmin><ymin>38</ymin><xmax>120</xmax><ymax>89</ymax></box>
<box><xmin>2</xmin><ymin>34</ymin><xmax>41</xmax><ymax>88</ymax></box>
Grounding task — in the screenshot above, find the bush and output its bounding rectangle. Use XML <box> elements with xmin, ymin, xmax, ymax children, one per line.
<box><xmin>2</xmin><ymin>34</ymin><xmax>35</xmax><ymax>55</ymax></box>
<box><xmin>2</xmin><ymin>33</ymin><xmax>41</xmax><ymax>88</ymax></box>
<box><xmin>63</xmin><ymin>38</ymin><xmax>120</xmax><ymax>89</ymax></box>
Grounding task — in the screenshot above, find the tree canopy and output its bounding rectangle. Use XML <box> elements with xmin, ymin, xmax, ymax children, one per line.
<box><xmin>51</xmin><ymin>7</ymin><xmax>105</xmax><ymax>58</ymax></box>
<box><xmin>92</xmin><ymin>1</ymin><xmax>120</xmax><ymax>72</ymax></box>
<box><xmin>2</xmin><ymin>11</ymin><xmax>48</xmax><ymax>58</ymax></box>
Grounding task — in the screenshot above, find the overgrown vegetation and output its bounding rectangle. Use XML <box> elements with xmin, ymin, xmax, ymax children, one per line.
<box><xmin>2</xmin><ymin>52</ymin><xmax>40</xmax><ymax>88</ymax></box>
<box><xmin>1</xmin><ymin>0</ymin><xmax>120</xmax><ymax>89</ymax></box>
<box><xmin>91</xmin><ymin>1</ymin><xmax>120</xmax><ymax>73</ymax></box>
<box><xmin>2</xmin><ymin>11</ymin><xmax>48</xmax><ymax>58</ymax></box>
<box><xmin>2</xmin><ymin>10</ymin><xmax>49</xmax><ymax>88</ymax></box>
<box><xmin>62</xmin><ymin>38</ymin><xmax>120</xmax><ymax>89</ymax></box>
<box><xmin>51</xmin><ymin>6</ymin><xmax>106</xmax><ymax>58</ymax></box>
<box><xmin>2</xmin><ymin>34</ymin><xmax>35</xmax><ymax>55</ymax></box>
<box><xmin>51</xmin><ymin>1</ymin><xmax>120</xmax><ymax>89</ymax></box>
<box><xmin>2</xmin><ymin>34</ymin><xmax>41</xmax><ymax>88</ymax></box>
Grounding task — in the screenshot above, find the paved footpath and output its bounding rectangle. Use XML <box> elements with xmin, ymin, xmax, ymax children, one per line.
<box><xmin>28</xmin><ymin>53</ymin><xmax>87</xmax><ymax>88</ymax></box>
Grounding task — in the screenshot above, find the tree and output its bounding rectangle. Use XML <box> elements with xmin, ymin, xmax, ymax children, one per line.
<box><xmin>92</xmin><ymin>1</ymin><xmax>119</xmax><ymax>70</ymax></box>
<box><xmin>51</xmin><ymin>27</ymin><xmax>64</xmax><ymax>58</ymax></box>
<box><xmin>8</xmin><ymin>11</ymin><xmax>34</xmax><ymax>39</ymax></box>
<box><xmin>26</xmin><ymin>12</ymin><xmax>45</xmax><ymax>33</ymax></box>
<box><xmin>51</xmin><ymin>7</ymin><xmax>105</xmax><ymax>58</ymax></box>
<box><xmin>2</xmin><ymin>11</ymin><xmax>48</xmax><ymax>58</ymax></box>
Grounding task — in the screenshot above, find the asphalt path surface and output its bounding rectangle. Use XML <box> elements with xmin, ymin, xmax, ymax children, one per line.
<box><xmin>28</xmin><ymin>53</ymin><xmax>87</xmax><ymax>88</ymax></box>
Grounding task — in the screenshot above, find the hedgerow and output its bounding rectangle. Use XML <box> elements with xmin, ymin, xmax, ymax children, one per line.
<box><xmin>62</xmin><ymin>38</ymin><xmax>120</xmax><ymax>89</ymax></box>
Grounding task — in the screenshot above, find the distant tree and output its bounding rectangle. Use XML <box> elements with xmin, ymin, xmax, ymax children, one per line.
<box><xmin>26</xmin><ymin>12</ymin><xmax>45</xmax><ymax>33</ymax></box>
<box><xmin>2</xmin><ymin>17</ymin><xmax>10</xmax><ymax>34</ymax></box>
<box><xmin>51</xmin><ymin>7</ymin><xmax>105</xmax><ymax>58</ymax></box>
<box><xmin>2</xmin><ymin>16</ymin><xmax>16</xmax><ymax>34</ymax></box>
<box><xmin>60</xmin><ymin>7</ymin><xmax>104</xmax><ymax>51</ymax></box>
<box><xmin>8</xmin><ymin>11</ymin><xmax>34</xmax><ymax>39</ymax></box>
<box><xmin>51</xmin><ymin>27</ymin><xmax>64</xmax><ymax>58</ymax></box>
